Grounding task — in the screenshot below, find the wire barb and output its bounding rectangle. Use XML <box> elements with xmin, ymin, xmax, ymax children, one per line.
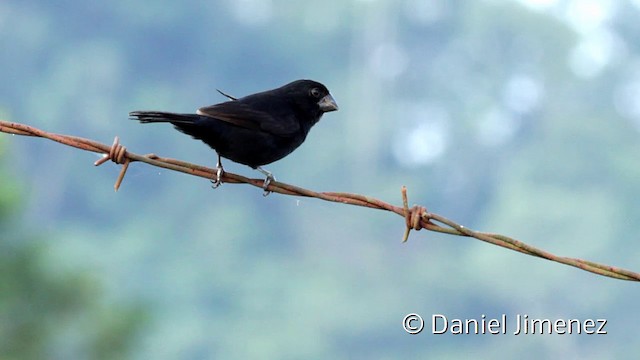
<box><xmin>401</xmin><ymin>186</ymin><xmax>428</xmax><ymax>242</ymax></box>
<box><xmin>2</xmin><ymin>119</ymin><xmax>640</xmax><ymax>282</ymax></box>
<box><xmin>94</xmin><ymin>136</ymin><xmax>131</xmax><ymax>191</ymax></box>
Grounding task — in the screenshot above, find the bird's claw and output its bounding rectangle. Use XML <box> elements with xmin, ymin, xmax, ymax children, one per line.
<box><xmin>210</xmin><ymin>161</ymin><xmax>224</xmax><ymax>189</ymax></box>
<box><xmin>262</xmin><ymin>174</ymin><xmax>275</xmax><ymax>196</ymax></box>
<box><xmin>256</xmin><ymin>166</ymin><xmax>275</xmax><ymax>196</ymax></box>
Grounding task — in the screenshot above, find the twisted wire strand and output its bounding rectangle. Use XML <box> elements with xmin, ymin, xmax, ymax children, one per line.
<box><xmin>1</xmin><ymin>119</ymin><xmax>638</xmax><ymax>282</ymax></box>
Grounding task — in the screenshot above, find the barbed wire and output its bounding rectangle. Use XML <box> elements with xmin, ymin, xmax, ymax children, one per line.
<box><xmin>1</xmin><ymin>119</ymin><xmax>638</xmax><ymax>282</ymax></box>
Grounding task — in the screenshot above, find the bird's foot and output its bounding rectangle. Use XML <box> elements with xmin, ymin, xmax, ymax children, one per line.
<box><xmin>256</xmin><ymin>166</ymin><xmax>275</xmax><ymax>196</ymax></box>
<box><xmin>210</xmin><ymin>155</ymin><xmax>225</xmax><ymax>189</ymax></box>
<box><xmin>262</xmin><ymin>174</ymin><xmax>275</xmax><ymax>196</ymax></box>
<box><xmin>210</xmin><ymin>166</ymin><xmax>225</xmax><ymax>189</ymax></box>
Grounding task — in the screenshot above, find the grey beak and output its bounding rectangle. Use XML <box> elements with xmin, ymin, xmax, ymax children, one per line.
<box><xmin>318</xmin><ymin>94</ymin><xmax>339</xmax><ymax>112</ymax></box>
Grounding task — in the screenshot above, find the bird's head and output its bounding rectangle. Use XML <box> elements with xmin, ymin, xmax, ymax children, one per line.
<box><xmin>282</xmin><ymin>80</ymin><xmax>339</xmax><ymax>119</ymax></box>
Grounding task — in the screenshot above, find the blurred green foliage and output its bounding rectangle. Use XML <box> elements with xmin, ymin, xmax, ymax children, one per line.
<box><xmin>2</xmin><ymin>0</ymin><xmax>640</xmax><ymax>358</ymax></box>
<box><xmin>0</xmin><ymin>142</ymin><xmax>147</xmax><ymax>359</ymax></box>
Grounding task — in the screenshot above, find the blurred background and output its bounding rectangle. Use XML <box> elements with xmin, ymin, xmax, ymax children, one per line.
<box><xmin>1</xmin><ymin>0</ymin><xmax>640</xmax><ymax>358</ymax></box>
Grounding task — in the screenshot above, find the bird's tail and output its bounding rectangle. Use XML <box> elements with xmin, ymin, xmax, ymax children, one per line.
<box><xmin>129</xmin><ymin>111</ymin><xmax>199</xmax><ymax>124</ymax></box>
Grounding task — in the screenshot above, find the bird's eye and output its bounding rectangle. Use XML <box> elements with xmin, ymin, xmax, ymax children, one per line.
<box><xmin>310</xmin><ymin>88</ymin><xmax>322</xmax><ymax>98</ymax></box>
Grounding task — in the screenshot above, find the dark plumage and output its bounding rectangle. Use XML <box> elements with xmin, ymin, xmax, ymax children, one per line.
<box><xmin>129</xmin><ymin>79</ymin><xmax>338</xmax><ymax>194</ymax></box>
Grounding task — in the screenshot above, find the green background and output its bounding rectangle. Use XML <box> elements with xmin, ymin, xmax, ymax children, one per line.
<box><xmin>2</xmin><ymin>0</ymin><xmax>639</xmax><ymax>358</ymax></box>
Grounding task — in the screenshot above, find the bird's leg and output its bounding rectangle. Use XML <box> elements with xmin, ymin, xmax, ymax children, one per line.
<box><xmin>256</xmin><ymin>166</ymin><xmax>275</xmax><ymax>196</ymax></box>
<box><xmin>210</xmin><ymin>154</ymin><xmax>225</xmax><ymax>189</ymax></box>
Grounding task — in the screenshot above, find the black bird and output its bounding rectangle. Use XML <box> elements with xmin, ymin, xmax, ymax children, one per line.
<box><xmin>129</xmin><ymin>79</ymin><xmax>338</xmax><ymax>195</ymax></box>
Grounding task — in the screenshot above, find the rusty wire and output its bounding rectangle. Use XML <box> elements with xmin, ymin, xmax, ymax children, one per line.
<box><xmin>1</xmin><ymin>119</ymin><xmax>639</xmax><ymax>282</ymax></box>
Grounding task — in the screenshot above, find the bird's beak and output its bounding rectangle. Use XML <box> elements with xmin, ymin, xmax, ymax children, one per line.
<box><xmin>318</xmin><ymin>94</ymin><xmax>339</xmax><ymax>112</ymax></box>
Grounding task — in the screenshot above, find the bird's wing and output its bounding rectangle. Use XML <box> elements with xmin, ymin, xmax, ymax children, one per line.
<box><xmin>197</xmin><ymin>101</ymin><xmax>300</xmax><ymax>136</ymax></box>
